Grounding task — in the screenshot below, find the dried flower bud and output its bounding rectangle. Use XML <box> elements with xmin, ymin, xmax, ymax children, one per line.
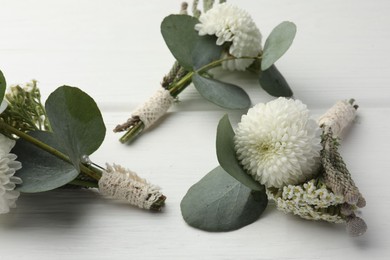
<box><xmin>340</xmin><ymin>203</ymin><xmax>354</xmax><ymax>216</ymax></box>
<box><xmin>180</xmin><ymin>2</ymin><xmax>188</xmax><ymax>15</ymax></box>
<box><xmin>181</xmin><ymin>2</ymin><xmax>188</xmax><ymax>10</ymax></box>
<box><xmin>356</xmin><ymin>196</ymin><xmax>366</xmax><ymax>208</ymax></box>
<box><xmin>346</xmin><ymin>216</ymin><xmax>367</xmax><ymax>237</ymax></box>
<box><xmin>319</xmin><ymin>100</ymin><xmax>365</xmax><ymax>210</ymax></box>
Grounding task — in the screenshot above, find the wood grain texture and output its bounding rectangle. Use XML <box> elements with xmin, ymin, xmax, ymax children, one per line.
<box><xmin>1</xmin><ymin>0</ymin><xmax>389</xmax><ymax>259</ymax></box>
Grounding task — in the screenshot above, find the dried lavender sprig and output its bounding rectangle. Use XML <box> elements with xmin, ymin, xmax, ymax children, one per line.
<box><xmin>268</xmin><ymin>99</ymin><xmax>367</xmax><ymax>235</ymax></box>
<box><xmin>320</xmin><ymin>130</ymin><xmax>365</xmax><ymax>206</ymax></box>
<box><xmin>319</xmin><ymin>99</ymin><xmax>367</xmax><ymax>235</ymax></box>
<box><xmin>319</xmin><ymin>99</ymin><xmax>365</xmax><ymax>207</ymax></box>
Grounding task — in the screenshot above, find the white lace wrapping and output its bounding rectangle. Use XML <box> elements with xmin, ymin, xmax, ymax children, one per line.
<box><xmin>132</xmin><ymin>88</ymin><xmax>175</xmax><ymax>129</ymax></box>
<box><xmin>318</xmin><ymin>100</ymin><xmax>357</xmax><ymax>137</ymax></box>
<box><xmin>98</xmin><ymin>164</ymin><xmax>163</xmax><ymax>210</ymax></box>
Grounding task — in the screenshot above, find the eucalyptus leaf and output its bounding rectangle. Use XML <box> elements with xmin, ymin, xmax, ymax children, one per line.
<box><xmin>192</xmin><ymin>35</ymin><xmax>223</xmax><ymax>70</ymax></box>
<box><xmin>45</xmin><ymin>86</ymin><xmax>106</xmax><ymax>171</ymax></box>
<box><xmin>192</xmin><ymin>73</ymin><xmax>251</xmax><ymax>109</ymax></box>
<box><xmin>181</xmin><ymin>166</ymin><xmax>268</xmax><ymax>232</ymax></box>
<box><xmin>161</xmin><ymin>14</ymin><xmax>199</xmax><ymax>70</ymax></box>
<box><xmin>13</xmin><ymin>131</ymin><xmax>79</xmax><ymax>193</ymax></box>
<box><xmin>216</xmin><ymin>115</ymin><xmax>264</xmax><ymax>191</ymax></box>
<box><xmin>261</xmin><ymin>21</ymin><xmax>297</xmax><ymax>71</ymax></box>
<box><xmin>259</xmin><ymin>65</ymin><xmax>293</xmax><ymax>97</ymax></box>
<box><xmin>0</xmin><ymin>70</ymin><xmax>6</xmax><ymax>102</ymax></box>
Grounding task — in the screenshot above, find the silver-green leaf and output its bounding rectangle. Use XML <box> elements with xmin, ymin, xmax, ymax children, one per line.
<box><xmin>216</xmin><ymin>114</ymin><xmax>264</xmax><ymax>191</ymax></box>
<box><xmin>161</xmin><ymin>14</ymin><xmax>199</xmax><ymax>71</ymax></box>
<box><xmin>192</xmin><ymin>35</ymin><xmax>223</xmax><ymax>70</ymax></box>
<box><xmin>192</xmin><ymin>73</ymin><xmax>251</xmax><ymax>109</ymax></box>
<box><xmin>181</xmin><ymin>166</ymin><xmax>268</xmax><ymax>232</ymax></box>
<box><xmin>261</xmin><ymin>21</ymin><xmax>297</xmax><ymax>71</ymax></box>
<box><xmin>0</xmin><ymin>70</ymin><xmax>6</xmax><ymax>102</ymax></box>
<box><xmin>13</xmin><ymin>131</ymin><xmax>79</xmax><ymax>193</ymax></box>
<box><xmin>259</xmin><ymin>64</ymin><xmax>293</xmax><ymax>97</ymax></box>
<box><xmin>45</xmin><ymin>86</ymin><xmax>106</xmax><ymax>172</ymax></box>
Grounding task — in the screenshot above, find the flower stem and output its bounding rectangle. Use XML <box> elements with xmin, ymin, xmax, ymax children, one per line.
<box><xmin>119</xmin><ymin>119</ymin><xmax>145</xmax><ymax>144</ymax></box>
<box><xmin>0</xmin><ymin>121</ymin><xmax>102</xmax><ymax>181</ymax></box>
<box><xmin>168</xmin><ymin>71</ymin><xmax>194</xmax><ymax>98</ymax></box>
<box><xmin>169</xmin><ymin>55</ymin><xmax>261</xmax><ymax>97</ymax></box>
<box><xmin>118</xmin><ymin>55</ymin><xmax>261</xmax><ymax>143</ymax></box>
<box><xmin>69</xmin><ymin>179</ymin><xmax>99</xmax><ymax>188</ymax></box>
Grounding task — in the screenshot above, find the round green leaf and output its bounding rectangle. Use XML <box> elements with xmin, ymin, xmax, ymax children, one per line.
<box><xmin>259</xmin><ymin>64</ymin><xmax>293</xmax><ymax>97</ymax></box>
<box><xmin>181</xmin><ymin>166</ymin><xmax>268</xmax><ymax>232</ymax></box>
<box><xmin>13</xmin><ymin>131</ymin><xmax>79</xmax><ymax>193</ymax></box>
<box><xmin>0</xmin><ymin>70</ymin><xmax>6</xmax><ymax>102</ymax></box>
<box><xmin>161</xmin><ymin>14</ymin><xmax>200</xmax><ymax>71</ymax></box>
<box><xmin>216</xmin><ymin>115</ymin><xmax>264</xmax><ymax>191</ymax></box>
<box><xmin>192</xmin><ymin>35</ymin><xmax>223</xmax><ymax>70</ymax></box>
<box><xmin>45</xmin><ymin>86</ymin><xmax>106</xmax><ymax>171</ymax></box>
<box><xmin>261</xmin><ymin>21</ymin><xmax>297</xmax><ymax>71</ymax></box>
<box><xmin>192</xmin><ymin>74</ymin><xmax>251</xmax><ymax>109</ymax></box>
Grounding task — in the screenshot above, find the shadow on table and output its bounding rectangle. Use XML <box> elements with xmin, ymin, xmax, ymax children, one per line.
<box><xmin>0</xmin><ymin>188</ymin><xmax>100</xmax><ymax>230</ymax></box>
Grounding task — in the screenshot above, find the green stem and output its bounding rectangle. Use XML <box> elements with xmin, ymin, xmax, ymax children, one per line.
<box><xmin>0</xmin><ymin>122</ymin><xmax>102</xmax><ymax>181</ymax></box>
<box><xmin>119</xmin><ymin>55</ymin><xmax>262</xmax><ymax>143</ymax></box>
<box><xmin>168</xmin><ymin>55</ymin><xmax>261</xmax><ymax>96</ymax></box>
<box><xmin>168</xmin><ymin>71</ymin><xmax>194</xmax><ymax>98</ymax></box>
<box><xmin>119</xmin><ymin>119</ymin><xmax>145</xmax><ymax>144</ymax></box>
<box><xmin>69</xmin><ymin>179</ymin><xmax>99</xmax><ymax>188</ymax></box>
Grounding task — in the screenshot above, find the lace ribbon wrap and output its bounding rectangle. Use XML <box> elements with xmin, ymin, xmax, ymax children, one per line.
<box><xmin>98</xmin><ymin>164</ymin><xmax>164</xmax><ymax>210</ymax></box>
<box><xmin>132</xmin><ymin>88</ymin><xmax>175</xmax><ymax>129</ymax></box>
<box><xmin>318</xmin><ymin>100</ymin><xmax>357</xmax><ymax>137</ymax></box>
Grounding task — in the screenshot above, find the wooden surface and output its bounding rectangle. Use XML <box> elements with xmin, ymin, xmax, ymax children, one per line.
<box><xmin>1</xmin><ymin>0</ymin><xmax>389</xmax><ymax>259</ymax></box>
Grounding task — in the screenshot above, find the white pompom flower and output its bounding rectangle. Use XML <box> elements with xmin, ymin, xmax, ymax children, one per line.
<box><xmin>194</xmin><ymin>3</ymin><xmax>262</xmax><ymax>71</ymax></box>
<box><xmin>234</xmin><ymin>98</ymin><xmax>322</xmax><ymax>188</ymax></box>
<box><xmin>0</xmin><ymin>133</ymin><xmax>22</xmax><ymax>214</ymax></box>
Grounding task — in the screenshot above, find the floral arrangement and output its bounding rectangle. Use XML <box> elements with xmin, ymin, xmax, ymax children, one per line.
<box><xmin>0</xmin><ymin>74</ymin><xmax>166</xmax><ymax>215</ymax></box>
<box><xmin>180</xmin><ymin>98</ymin><xmax>367</xmax><ymax>236</ymax></box>
<box><xmin>1</xmin><ymin>0</ymin><xmax>367</xmax><ymax>238</ymax></box>
<box><xmin>166</xmin><ymin>1</ymin><xmax>367</xmax><ymax>236</ymax></box>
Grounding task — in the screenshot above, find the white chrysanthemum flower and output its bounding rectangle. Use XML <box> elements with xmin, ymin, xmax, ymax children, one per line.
<box><xmin>234</xmin><ymin>98</ymin><xmax>322</xmax><ymax>188</ymax></box>
<box><xmin>0</xmin><ymin>134</ymin><xmax>22</xmax><ymax>214</ymax></box>
<box><xmin>195</xmin><ymin>3</ymin><xmax>262</xmax><ymax>71</ymax></box>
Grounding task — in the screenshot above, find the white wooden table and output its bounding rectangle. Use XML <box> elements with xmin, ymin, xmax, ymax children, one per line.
<box><xmin>1</xmin><ymin>0</ymin><xmax>389</xmax><ymax>259</ymax></box>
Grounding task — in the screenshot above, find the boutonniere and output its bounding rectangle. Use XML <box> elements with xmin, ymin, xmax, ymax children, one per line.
<box><xmin>114</xmin><ymin>0</ymin><xmax>296</xmax><ymax>143</ymax></box>
<box><xmin>0</xmin><ymin>72</ymin><xmax>165</xmax><ymax>215</ymax></box>
<box><xmin>181</xmin><ymin>97</ymin><xmax>367</xmax><ymax>236</ymax></box>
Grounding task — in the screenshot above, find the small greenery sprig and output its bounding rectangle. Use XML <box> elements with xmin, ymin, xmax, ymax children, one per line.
<box><xmin>1</xmin><ymin>80</ymin><xmax>51</xmax><ymax>133</ymax></box>
<box><xmin>0</xmin><ymin>70</ymin><xmax>166</xmax><ymax>214</ymax></box>
<box><xmin>114</xmin><ymin>0</ymin><xmax>297</xmax><ymax>143</ymax></box>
